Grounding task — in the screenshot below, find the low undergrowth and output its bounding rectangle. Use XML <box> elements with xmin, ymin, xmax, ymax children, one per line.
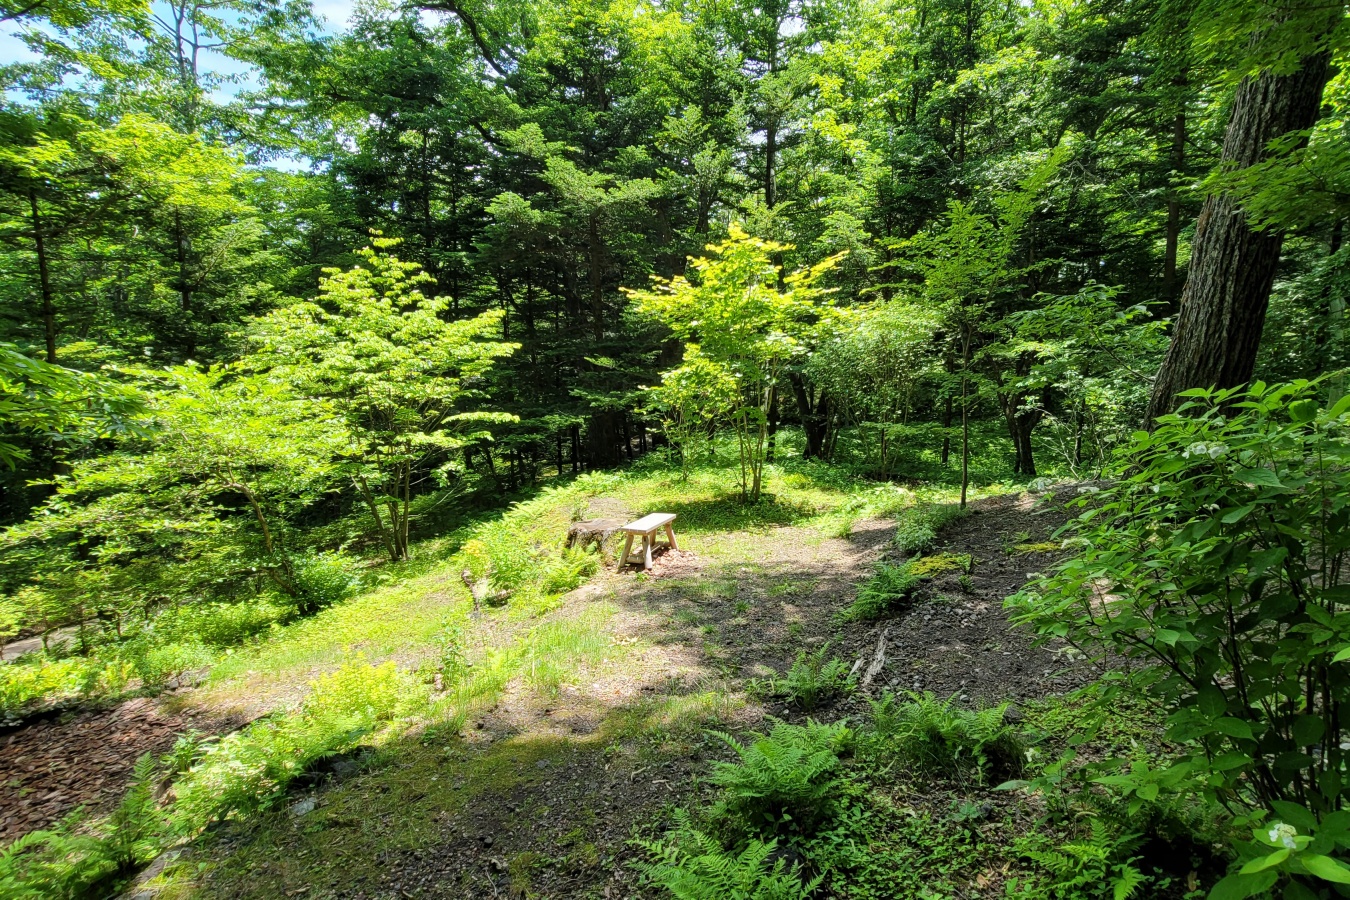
<box><xmin>841</xmin><ymin>552</ymin><xmax>972</xmax><ymax>622</ymax></box>
<box><xmin>635</xmin><ymin>690</ymin><xmax>1199</xmax><ymax>900</ymax></box>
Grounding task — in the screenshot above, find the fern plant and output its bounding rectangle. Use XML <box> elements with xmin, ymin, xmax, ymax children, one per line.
<box><xmin>636</xmin><ymin>811</ymin><xmax>822</xmax><ymax>900</ymax></box>
<box><xmin>100</xmin><ymin>753</ymin><xmax>165</xmax><ymax>874</ymax></box>
<box><xmin>1007</xmin><ymin>821</ymin><xmax>1149</xmax><ymax>900</ymax></box>
<box><xmin>708</xmin><ymin>720</ymin><xmax>853</xmax><ymax>838</ymax></box>
<box><xmin>868</xmin><ymin>691</ymin><xmax>1025</xmax><ymax>782</ymax></box>
<box><xmin>0</xmin><ymin>755</ymin><xmax>164</xmax><ymax>899</ymax></box>
<box><xmin>841</xmin><ymin>563</ymin><xmax>922</xmax><ymax>621</ymax></box>
<box><xmin>776</xmin><ymin>645</ymin><xmax>857</xmax><ymax>711</ymax></box>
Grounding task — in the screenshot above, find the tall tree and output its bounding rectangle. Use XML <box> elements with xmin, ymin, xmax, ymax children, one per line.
<box><xmin>1145</xmin><ymin>0</ymin><xmax>1346</xmax><ymax>421</ymax></box>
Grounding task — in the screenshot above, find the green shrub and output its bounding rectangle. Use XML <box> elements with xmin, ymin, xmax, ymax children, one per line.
<box><xmin>540</xmin><ymin>546</ymin><xmax>600</xmax><ymax>595</ymax></box>
<box><xmin>290</xmin><ymin>551</ymin><xmax>362</xmax><ymax>615</ymax></box>
<box><xmin>131</xmin><ymin>640</ymin><xmax>214</xmax><ymax>689</ymax></box>
<box><xmin>867</xmin><ymin>691</ymin><xmax>1024</xmax><ymax>782</ymax></box>
<box><xmin>773</xmin><ymin>645</ymin><xmax>856</xmax><ymax>711</ymax></box>
<box><xmin>636</xmin><ymin>811</ymin><xmax>822</xmax><ymax>900</ymax></box>
<box><xmin>708</xmin><ymin>720</ymin><xmax>852</xmax><ymax>839</ymax></box>
<box><xmin>841</xmin><ymin>562</ymin><xmax>922</xmax><ymax>621</ymax></box>
<box><xmin>0</xmin><ymin>656</ymin><xmax>101</xmax><ymax>716</ymax></box>
<box><xmin>894</xmin><ymin>501</ymin><xmax>966</xmax><ymax>554</ymax></box>
<box><xmin>1010</xmin><ymin>382</ymin><xmax>1350</xmax><ymax>894</ymax></box>
<box><xmin>154</xmin><ymin>599</ymin><xmax>285</xmax><ymax>648</ymax></box>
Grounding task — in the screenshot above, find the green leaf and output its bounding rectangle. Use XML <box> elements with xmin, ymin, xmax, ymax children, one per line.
<box><xmin>1289</xmin><ymin>399</ymin><xmax>1318</xmax><ymax>423</ymax></box>
<box><xmin>1197</xmin><ymin>687</ymin><xmax>1228</xmax><ymax>718</ymax></box>
<box><xmin>1331</xmin><ymin>646</ymin><xmax>1350</xmax><ymax>664</ymax></box>
<box><xmin>1221</xmin><ymin>504</ymin><xmax>1256</xmax><ymax>524</ymax></box>
<box><xmin>1239</xmin><ymin>849</ymin><xmax>1289</xmax><ymax>873</ymax></box>
<box><xmin>1235</xmin><ymin>467</ymin><xmax>1283</xmax><ymax>488</ymax></box>
<box><xmin>1292</xmin><ymin>717</ymin><xmax>1326</xmax><ymax>747</ymax></box>
<box><xmin>1271</xmin><ymin>800</ymin><xmax>1317</xmax><ymax>832</ymax></box>
<box><xmin>1299</xmin><ymin>853</ymin><xmax>1350</xmax><ymax>883</ymax></box>
<box><xmin>1213</xmin><ymin>718</ymin><xmax>1255</xmax><ymax>740</ymax></box>
<box><xmin>1209</xmin><ymin>870</ymin><xmax>1278</xmax><ymax>900</ymax></box>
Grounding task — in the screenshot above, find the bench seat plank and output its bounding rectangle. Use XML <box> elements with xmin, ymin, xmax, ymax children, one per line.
<box><xmin>622</xmin><ymin>512</ymin><xmax>676</xmax><ymax>534</ymax></box>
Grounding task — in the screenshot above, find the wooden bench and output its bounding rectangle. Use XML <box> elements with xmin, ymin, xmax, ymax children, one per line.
<box><xmin>619</xmin><ymin>513</ymin><xmax>678</xmax><ymax>571</ymax></box>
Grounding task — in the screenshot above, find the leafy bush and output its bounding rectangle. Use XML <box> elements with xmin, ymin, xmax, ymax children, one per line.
<box><xmin>0</xmin><ymin>656</ymin><xmax>101</xmax><ymax>717</ymax></box>
<box><xmin>843</xmin><ymin>552</ymin><xmax>975</xmax><ymax>621</ymax></box>
<box><xmin>131</xmin><ymin>640</ymin><xmax>214</xmax><ymax>689</ymax></box>
<box><xmin>893</xmin><ymin>501</ymin><xmax>966</xmax><ymax>554</ymax></box>
<box><xmin>290</xmin><ymin>551</ymin><xmax>362</xmax><ymax>615</ymax></box>
<box><xmin>636</xmin><ymin>811</ymin><xmax>822</xmax><ymax>900</ymax></box>
<box><xmin>708</xmin><ymin>720</ymin><xmax>853</xmax><ymax>839</ymax></box>
<box><xmin>772</xmin><ymin>645</ymin><xmax>856</xmax><ymax>711</ymax></box>
<box><xmin>867</xmin><ymin>691</ymin><xmax>1024</xmax><ymax>782</ymax></box>
<box><xmin>154</xmin><ymin>598</ymin><xmax>286</xmax><ymax>648</ymax></box>
<box><xmin>1010</xmin><ymin>382</ymin><xmax>1350</xmax><ymax>894</ymax></box>
<box><xmin>540</xmin><ymin>546</ymin><xmax>600</xmax><ymax>595</ymax></box>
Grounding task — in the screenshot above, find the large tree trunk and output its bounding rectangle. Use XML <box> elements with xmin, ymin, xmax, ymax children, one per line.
<box><xmin>788</xmin><ymin>373</ymin><xmax>827</xmax><ymax>459</ymax></box>
<box><xmin>1146</xmin><ymin>51</ymin><xmax>1332</xmax><ymax>423</ymax></box>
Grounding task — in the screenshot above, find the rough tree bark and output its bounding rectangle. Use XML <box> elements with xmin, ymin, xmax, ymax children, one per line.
<box><xmin>1146</xmin><ymin>50</ymin><xmax>1333</xmax><ymax>423</ymax></box>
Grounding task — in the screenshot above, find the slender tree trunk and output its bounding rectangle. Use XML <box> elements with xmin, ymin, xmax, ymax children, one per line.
<box><xmin>28</xmin><ymin>188</ymin><xmax>57</xmax><ymax>363</ymax></box>
<box><xmin>587</xmin><ymin>212</ymin><xmax>604</xmax><ymax>343</ymax></box>
<box><xmin>765</xmin><ymin>383</ymin><xmax>779</xmax><ymax>463</ymax></box>
<box><xmin>1146</xmin><ymin>50</ymin><xmax>1333</xmax><ymax>423</ymax></box>
<box><xmin>354</xmin><ymin>474</ymin><xmax>399</xmax><ymax>561</ymax></box>
<box><xmin>960</xmin><ymin>332</ymin><xmax>972</xmax><ymax>510</ymax></box>
<box><xmin>789</xmin><ymin>373</ymin><xmax>826</xmax><ymax>459</ymax></box>
<box><xmin>764</xmin><ymin>120</ymin><xmax>777</xmax><ymax>211</ymax></box>
<box><xmin>940</xmin><ymin>394</ymin><xmax>953</xmax><ymax>466</ymax></box>
<box><xmin>1328</xmin><ymin>219</ymin><xmax>1346</xmax><ymax>401</ymax></box>
<box><xmin>1164</xmin><ymin>106</ymin><xmax>1186</xmax><ymax>298</ymax></box>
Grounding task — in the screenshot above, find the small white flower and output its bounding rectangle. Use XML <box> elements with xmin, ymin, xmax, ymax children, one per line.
<box><xmin>1207</xmin><ymin>443</ymin><xmax>1229</xmax><ymax>459</ymax></box>
<box><xmin>1269</xmin><ymin>822</ymin><xmax>1298</xmax><ymax>850</ymax></box>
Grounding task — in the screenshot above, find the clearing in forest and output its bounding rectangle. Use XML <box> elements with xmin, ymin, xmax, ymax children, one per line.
<box><xmin>2</xmin><ymin>463</ymin><xmax>1135</xmax><ymax>899</ymax></box>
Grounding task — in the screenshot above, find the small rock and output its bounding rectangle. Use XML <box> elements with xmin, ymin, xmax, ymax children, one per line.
<box><xmin>290</xmin><ymin>797</ymin><xmax>317</xmax><ymax>817</ymax></box>
<box><xmin>1002</xmin><ymin>704</ymin><xmax>1024</xmax><ymax>725</ymax></box>
<box><xmin>481</xmin><ymin>835</ymin><xmax>494</xmax><ymax>848</ymax></box>
<box><xmin>535</xmin><ymin>759</ymin><xmax>550</xmax><ymax>770</ymax></box>
<box><xmin>959</xmin><ymin>694</ymin><xmax>970</xmax><ymax>702</ymax></box>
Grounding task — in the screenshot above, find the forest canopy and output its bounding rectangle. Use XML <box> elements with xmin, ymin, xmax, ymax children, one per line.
<box><xmin>0</xmin><ymin>0</ymin><xmax>1345</xmax><ymax>659</ymax></box>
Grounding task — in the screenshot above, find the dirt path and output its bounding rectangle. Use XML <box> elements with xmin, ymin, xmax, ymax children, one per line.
<box><xmin>183</xmin><ymin>491</ymin><xmax>1091</xmax><ymax>899</ymax></box>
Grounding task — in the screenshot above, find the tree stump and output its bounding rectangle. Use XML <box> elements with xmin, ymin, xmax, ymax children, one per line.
<box><xmin>566</xmin><ymin>518</ymin><xmax>624</xmax><ymax>562</ymax></box>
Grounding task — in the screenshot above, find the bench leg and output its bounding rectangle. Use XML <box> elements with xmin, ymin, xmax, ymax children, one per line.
<box><xmin>620</xmin><ymin>533</ymin><xmax>634</xmax><ymax>568</ymax></box>
<box><xmin>664</xmin><ymin>523</ymin><xmax>679</xmax><ymax>551</ymax></box>
<box><xmin>643</xmin><ymin>533</ymin><xmax>654</xmax><ymax>570</ymax></box>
